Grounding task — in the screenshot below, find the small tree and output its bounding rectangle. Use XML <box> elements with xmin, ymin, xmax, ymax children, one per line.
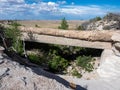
<box><xmin>58</xmin><ymin>17</ymin><xmax>69</xmax><ymax>30</ymax></box>
<box><xmin>0</xmin><ymin>21</ymin><xmax>24</xmax><ymax>55</ymax></box>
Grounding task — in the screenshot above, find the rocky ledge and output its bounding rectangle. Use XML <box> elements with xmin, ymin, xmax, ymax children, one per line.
<box><xmin>1</xmin><ymin>31</ymin><xmax>120</xmax><ymax>90</ymax></box>
<box><xmin>82</xmin><ymin>13</ymin><xmax>120</xmax><ymax>30</ymax></box>
<box><xmin>0</xmin><ymin>49</ymin><xmax>86</xmax><ymax>90</ymax></box>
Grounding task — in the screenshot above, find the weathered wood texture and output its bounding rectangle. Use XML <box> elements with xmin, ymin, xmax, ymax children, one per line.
<box><xmin>22</xmin><ymin>33</ymin><xmax>112</xmax><ymax>49</ymax></box>
<box><xmin>20</xmin><ymin>27</ymin><xmax>120</xmax><ymax>42</ymax></box>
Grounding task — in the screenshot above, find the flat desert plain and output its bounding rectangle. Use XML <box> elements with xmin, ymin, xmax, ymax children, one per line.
<box><xmin>17</xmin><ymin>20</ymin><xmax>86</xmax><ymax>30</ymax></box>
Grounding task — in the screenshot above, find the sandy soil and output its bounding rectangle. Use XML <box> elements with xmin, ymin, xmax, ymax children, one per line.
<box><xmin>17</xmin><ymin>20</ymin><xmax>86</xmax><ymax>30</ymax></box>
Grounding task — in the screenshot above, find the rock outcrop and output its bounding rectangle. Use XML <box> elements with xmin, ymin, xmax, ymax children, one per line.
<box><xmin>82</xmin><ymin>13</ymin><xmax>120</xmax><ymax>30</ymax></box>
<box><xmin>0</xmin><ymin>48</ymin><xmax>86</xmax><ymax>90</ymax></box>
<box><xmin>1</xmin><ymin>30</ymin><xmax>120</xmax><ymax>90</ymax></box>
<box><xmin>97</xmin><ymin>32</ymin><xmax>120</xmax><ymax>81</ymax></box>
<box><xmin>0</xmin><ymin>57</ymin><xmax>67</xmax><ymax>90</ymax></box>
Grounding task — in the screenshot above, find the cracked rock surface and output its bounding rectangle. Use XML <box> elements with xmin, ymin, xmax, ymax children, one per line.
<box><xmin>0</xmin><ymin>54</ymin><xmax>71</xmax><ymax>90</ymax></box>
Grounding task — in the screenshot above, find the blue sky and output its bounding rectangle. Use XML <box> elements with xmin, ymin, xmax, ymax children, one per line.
<box><xmin>0</xmin><ymin>0</ymin><xmax>120</xmax><ymax>20</ymax></box>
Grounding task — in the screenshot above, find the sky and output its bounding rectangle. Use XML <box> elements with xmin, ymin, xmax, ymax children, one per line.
<box><xmin>0</xmin><ymin>0</ymin><xmax>120</xmax><ymax>20</ymax></box>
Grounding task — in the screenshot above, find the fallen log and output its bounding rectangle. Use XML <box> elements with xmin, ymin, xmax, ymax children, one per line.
<box><xmin>20</xmin><ymin>27</ymin><xmax>120</xmax><ymax>42</ymax></box>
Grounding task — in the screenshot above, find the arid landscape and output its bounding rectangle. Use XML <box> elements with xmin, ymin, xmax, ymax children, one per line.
<box><xmin>0</xmin><ymin>0</ymin><xmax>120</xmax><ymax>89</ymax></box>
<box><xmin>17</xmin><ymin>20</ymin><xmax>85</xmax><ymax>29</ymax></box>
<box><xmin>0</xmin><ymin>13</ymin><xmax>120</xmax><ymax>90</ymax></box>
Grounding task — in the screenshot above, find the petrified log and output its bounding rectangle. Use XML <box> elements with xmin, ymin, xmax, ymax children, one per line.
<box><xmin>20</xmin><ymin>27</ymin><xmax>120</xmax><ymax>42</ymax></box>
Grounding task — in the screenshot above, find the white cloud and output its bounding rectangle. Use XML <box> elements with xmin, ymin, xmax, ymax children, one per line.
<box><xmin>60</xmin><ymin>5</ymin><xmax>106</xmax><ymax>15</ymax></box>
<box><xmin>0</xmin><ymin>0</ymin><xmax>119</xmax><ymax>20</ymax></box>
<box><xmin>57</xmin><ymin>1</ymin><xmax>66</xmax><ymax>4</ymax></box>
<box><xmin>48</xmin><ymin>2</ymin><xmax>58</xmax><ymax>6</ymax></box>
<box><xmin>0</xmin><ymin>0</ymin><xmax>25</xmax><ymax>4</ymax></box>
<box><xmin>0</xmin><ymin>0</ymin><xmax>59</xmax><ymax>16</ymax></box>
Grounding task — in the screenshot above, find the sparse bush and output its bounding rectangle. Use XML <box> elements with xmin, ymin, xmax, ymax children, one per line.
<box><xmin>13</xmin><ymin>39</ymin><xmax>24</xmax><ymax>55</ymax></box>
<box><xmin>90</xmin><ymin>16</ymin><xmax>102</xmax><ymax>22</ymax></box>
<box><xmin>103</xmin><ymin>13</ymin><xmax>120</xmax><ymax>21</ymax></box>
<box><xmin>0</xmin><ymin>22</ymin><xmax>24</xmax><ymax>55</ymax></box>
<box><xmin>4</xmin><ymin>22</ymin><xmax>24</xmax><ymax>54</ymax></box>
<box><xmin>48</xmin><ymin>55</ymin><xmax>69</xmax><ymax>72</ymax></box>
<box><xmin>28</xmin><ymin>53</ymin><xmax>44</xmax><ymax>65</ymax></box>
<box><xmin>95</xmin><ymin>17</ymin><xmax>102</xmax><ymax>21</ymax></box>
<box><xmin>58</xmin><ymin>17</ymin><xmax>69</xmax><ymax>30</ymax></box>
<box><xmin>76</xmin><ymin>25</ymin><xmax>84</xmax><ymax>30</ymax></box>
<box><xmin>35</xmin><ymin>24</ymin><xmax>40</xmax><ymax>28</ymax></box>
<box><xmin>9</xmin><ymin>21</ymin><xmax>22</xmax><ymax>26</ymax></box>
<box><xmin>72</xmin><ymin>69</ymin><xmax>82</xmax><ymax>78</ymax></box>
<box><xmin>76</xmin><ymin>56</ymin><xmax>94</xmax><ymax>72</ymax></box>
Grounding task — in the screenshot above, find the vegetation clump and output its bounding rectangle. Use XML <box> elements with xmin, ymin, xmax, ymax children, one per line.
<box><xmin>76</xmin><ymin>56</ymin><xmax>95</xmax><ymax>72</ymax></box>
<box><xmin>48</xmin><ymin>55</ymin><xmax>69</xmax><ymax>72</ymax></box>
<box><xmin>0</xmin><ymin>21</ymin><xmax>24</xmax><ymax>55</ymax></box>
<box><xmin>9</xmin><ymin>21</ymin><xmax>22</xmax><ymax>26</ymax></box>
<box><xmin>58</xmin><ymin>17</ymin><xmax>69</xmax><ymax>30</ymax></box>
<box><xmin>25</xmin><ymin>42</ymin><xmax>101</xmax><ymax>74</ymax></box>
<box><xmin>103</xmin><ymin>13</ymin><xmax>120</xmax><ymax>21</ymax></box>
<box><xmin>72</xmin><ymin>69</ymin><xmax>82</xmax><ymax>78</ymax></box>
<box><xmin>90</xmin><ymin>16</ymin><xmax>102</xmax><ymax>22</ymax></box>
<box><xmin>35</xmin><ymin>24</ymin><xmax>40</xmax><ymax>28</ymax></box>
<box><xmin>0</xmin><ymin>21</ymin><xmax>101</xmax><ymax>78</ymax></box>
<box><xmin>76</xmin><ymin>25</ymin><xmax>84</xmax><ymax>30</ymax></box>
<box><xmin>28</xmin><ymin>53</ymin><xmax>45</xmax><ymax>65</ymax></box>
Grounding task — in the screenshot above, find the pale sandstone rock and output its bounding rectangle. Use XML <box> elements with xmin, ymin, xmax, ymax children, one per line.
<box><xmin>0</xmin><ymin>46</ymin><xmax>4</xmax><ymax>59</ymax></box>
<box><xmin>111</xmin><ymin>33</ymin><xmax>120</xmax><ymax>42</ymax></box>
<box><xmin>0</xmin><ymin>55</ymin><xmax>71</xmax><ymax>90</ymax></box>
<box><xmin>82</xmin><ymin>13</ymin><xmax>120</xmax><ymax>30</ymax></box>
<box><xmin>97</xmin><ymin>49</ymin><xmax>120</xmax><ymax>80</ymax></box>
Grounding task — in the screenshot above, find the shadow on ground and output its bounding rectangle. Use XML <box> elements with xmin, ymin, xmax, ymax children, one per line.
<box><xmin>4</xmin><ymin>50</ymin><xmax>87</xmax><ymax>90</ymax></box>
<box><xmin>31</xmin><ymin>66</ymin><xmax>87</xmax><ymax>90</ymax></box>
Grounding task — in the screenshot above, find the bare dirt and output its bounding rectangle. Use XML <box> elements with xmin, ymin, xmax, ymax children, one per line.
<box><xmin>17</xmin><ymin>20</ymin><xmax>86</xmax><ymax>30</ymax></box>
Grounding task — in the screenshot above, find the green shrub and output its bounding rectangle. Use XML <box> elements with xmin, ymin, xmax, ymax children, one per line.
<box><xmin>58</xmin><ymin>17</ymin><xmax>69</xmax><ymax>30</ymax></box>
<box><xmin>90</xmin><ymin>16</ymin><xmax>102</xmax><ymax>22</ymax></box>
<box><xmin>13</xmin><ymin>39</ymin><xmax>24</xmax><ymax>55</ymax></box>
<box><xmin>2</xmin><ymin>22</ymin><xmax>24</xmax><ymax>54</ymax></box>
<box><xmin>48</xmin><ymin>55</ymin><xmax>69</xmax><ymax>72</ymax></box>
<box><xmin>95</xmin><ymin>17</ymin><xmax>102</xmax><ymax>21</ymax></box>
<box><xmin>4</xmin><ymin>24</ymin><xmax>21</xmax><ymax>39</ymax></box>
<box><xmin>76</xmin><ymin>56</ymin><xmax>94</xmax><ymax>72</ymax></box>
<box><xmin>72</xmin><ymin>69</ymin><xmax>82</xmax><ymax>78</ymax></box>
<box><xmin>28</xmin><ymin>53</ymin><xmax>43</xmax><ymax>65</ymax></box>
<box><xmin>9</xmin><ymin>21</ymin><xmax>22</xmax><ymax>26</ymax></box>
<box><xmin>76</xmin><ymin>25</ymin><xmax>84</xmax><ymax>30</ymax></box>
<box><xmin>35</xmin><ymin>24</ymin><xmax>40</xmax><ymax>28</ymax></box>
